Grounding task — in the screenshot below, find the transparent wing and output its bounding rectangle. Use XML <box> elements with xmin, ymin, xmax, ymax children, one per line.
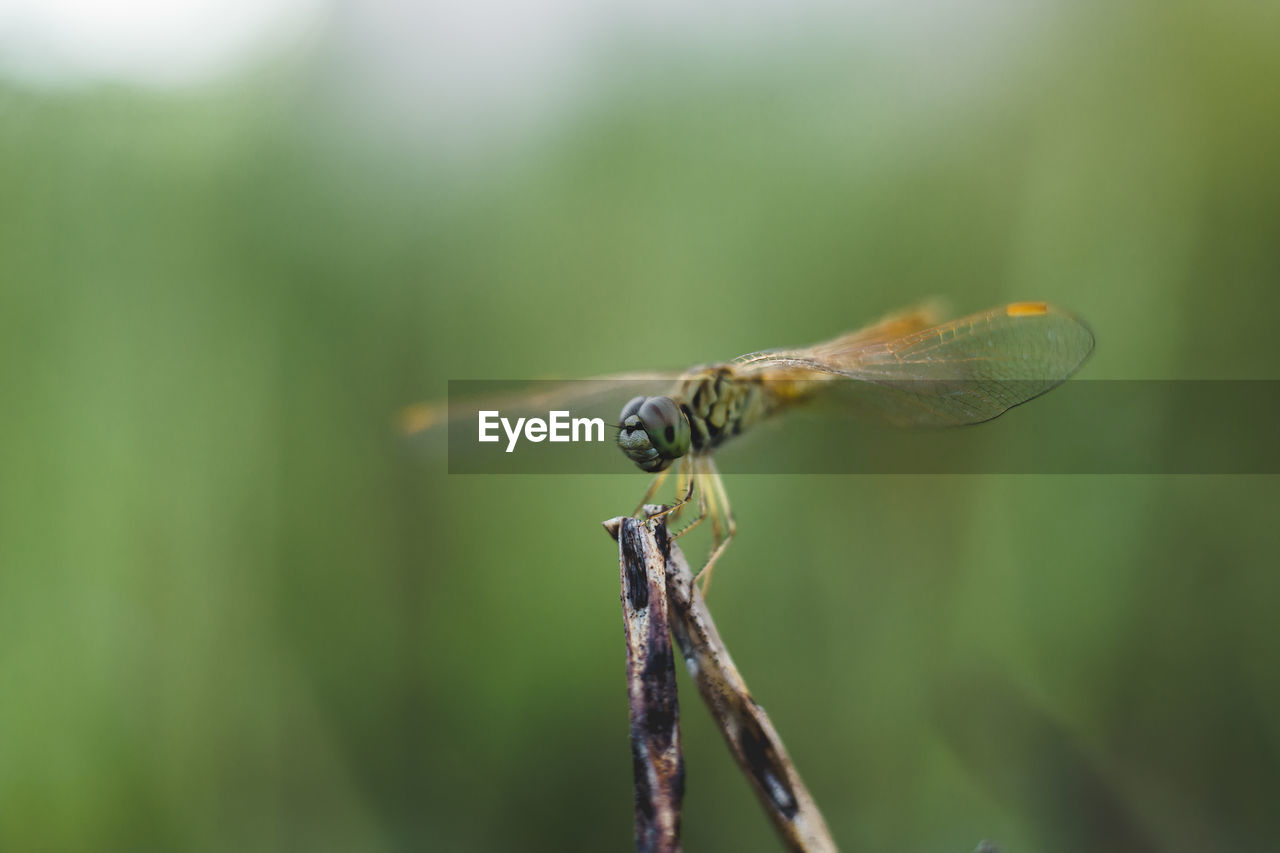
<box><xmin>731</xmin><ymin>299</ymin><xmax>947</xmax><ymax>372</ymax></box>
<box><xmin>398</xmin><ymin>371</ymin><xmax>684</xmax><ymax>435</ymax></box>
<box><xmin>735</xmin><ymin>302</ymin><xmax>1094</xmax><ymax>427</ymax></box>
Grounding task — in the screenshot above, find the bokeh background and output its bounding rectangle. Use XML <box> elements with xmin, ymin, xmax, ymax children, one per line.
<box><xmin>3</xmin><ymin>2</ymin><xmax>1279</xmax><ymax>850</ymax></box>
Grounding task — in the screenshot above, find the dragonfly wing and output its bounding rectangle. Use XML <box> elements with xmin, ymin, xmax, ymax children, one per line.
<box><xmin>732</xmin><ymin>299</ymin><xmax>946</xmax><ymax>371</ymax></box>
<box><xmin>737</xmin><ymin>302</ymin><xmax>1094</xmax><ymax>427</ymax></box>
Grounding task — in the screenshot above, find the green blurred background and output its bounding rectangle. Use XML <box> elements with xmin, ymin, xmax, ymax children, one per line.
<box><xmin>2</xmin><ymin>2</ymin><xmax>1279</xmax><ymax>850</ymax></box>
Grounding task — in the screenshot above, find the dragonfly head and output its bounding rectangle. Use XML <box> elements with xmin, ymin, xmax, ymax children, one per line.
<box><xmin>617</xmin><ymin>396</ymin><xmax>691</xmax><ymax>472</ymax></box>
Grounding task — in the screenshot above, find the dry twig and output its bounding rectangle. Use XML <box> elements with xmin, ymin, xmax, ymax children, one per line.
<box><xmin>606</xmin><ymin>510</ymin><xmax>836</xmax><ymax>853</ymax></box>
<box><xmin>605</xmin><ymin>515</ymin><xmax>684</xmax><ymax>853</ymax></box>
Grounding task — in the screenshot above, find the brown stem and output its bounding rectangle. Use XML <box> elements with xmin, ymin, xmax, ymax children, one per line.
<box><xmin>606</xmin><ymin>509</ymin><xmax>837</xmax><ymax>853</ymax></box>
<box><xmin>605</xmin><ymin>515</ymin><xmax>684</xmax><ymax>853</ymax></box>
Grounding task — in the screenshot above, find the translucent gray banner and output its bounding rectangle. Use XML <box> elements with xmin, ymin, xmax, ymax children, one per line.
<box><xmin>434</xmin><ymin>380</ymin><xmax>1280</xmax><ymax>474</ymax></box>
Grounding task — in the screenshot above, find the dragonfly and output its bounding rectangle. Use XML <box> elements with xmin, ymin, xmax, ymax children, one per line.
<box><xmin>404</xmin><ymin>300</ymin><xmax>1094</xmax><ymax>594</ymax></box>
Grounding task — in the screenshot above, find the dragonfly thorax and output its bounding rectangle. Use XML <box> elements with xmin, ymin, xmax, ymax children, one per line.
<box><xmin>617</xmin><ymin>396</ymin><xmax>691</xmax><ymax>472</ymax></box>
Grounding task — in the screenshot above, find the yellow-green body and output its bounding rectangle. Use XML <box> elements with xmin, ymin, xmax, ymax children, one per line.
<box><xmin>672</xmin><ymin>365</ymin><xmax>810</xmax><ymax>454</ymax></box>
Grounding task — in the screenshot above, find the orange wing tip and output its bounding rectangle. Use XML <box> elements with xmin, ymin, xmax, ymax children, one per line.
<box><xmin>1005</xmin><ymin>301</ymin><xmax>1049</xmax><ymax>317</ymax></box>
<box><xmin>397</xmin><ymin>403</ymin><xmax>441</xmax><ymax>435</ymax></box>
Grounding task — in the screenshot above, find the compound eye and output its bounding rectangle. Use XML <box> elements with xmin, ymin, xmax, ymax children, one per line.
<box><xmin>638</xmin><ymin>396</ymin><xmax>690</xmax><ymax>459</ymax></box>
<box><xmin>619</xmin><ymin>396</ymin><xmax>646</xmax><ymax>425</ymax></box>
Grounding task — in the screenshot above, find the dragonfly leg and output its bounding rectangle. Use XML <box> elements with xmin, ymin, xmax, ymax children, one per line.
<box><xmin>633</xmin><ymin>467</ymin><xmax>671</xmax><ymax>517</ymax></box>
<box><xmin>671</xmin><ymin>465</ymin><xmax>709</xmax><ymax>540</ymax></box>
<box><xmin>642</xmin><ymin>456</ymin><xmax>696</xmax><ymax>523</ymax></box>
<box><xmin>666</xmin><ymin>456</ymin><xmax>693</xmax><ymax>526</ymax></box>
<box><xmin>693</xmin><ymin>458</ymin><xmax>736</xmax><ymax>597</ymax></box>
